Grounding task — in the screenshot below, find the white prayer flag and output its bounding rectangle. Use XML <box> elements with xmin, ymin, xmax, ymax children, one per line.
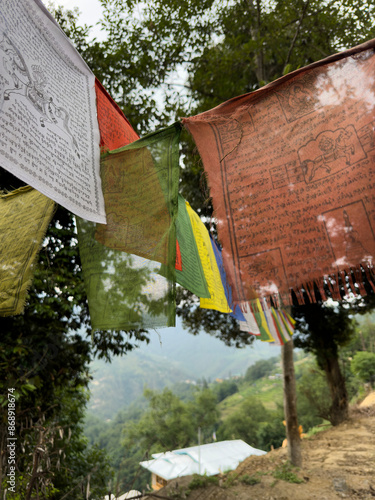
<box><xmin>0</xmin><ymin>0</ymin><xmax>106</xmax><ymax>223</ymax></box>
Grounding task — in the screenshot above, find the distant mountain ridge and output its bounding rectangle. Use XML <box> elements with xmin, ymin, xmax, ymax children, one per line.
<box><xmin>88</xmin><ymin>321</ymin><xmax>278</xmax><ymax>419</ymax></box>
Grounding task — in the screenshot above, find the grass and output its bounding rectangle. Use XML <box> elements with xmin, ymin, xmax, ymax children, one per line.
<box><xmin>272</xmin><ymin>462</ymin><xmax>304</xmax><ymax>484</ymax></box>
<box><xmin>238</xmin><ymin>473</ymin><xmax>261</xmax><ymax>485</ymax></box>
<box><xmin>305</xmin><ymin>422</ymin><xmax>332</xmax><ymax>438</ymax></box>
<box><xmin>222</xmin><ymin>472</ymin><xmax>239</xmax><ymax>488</ymax></box>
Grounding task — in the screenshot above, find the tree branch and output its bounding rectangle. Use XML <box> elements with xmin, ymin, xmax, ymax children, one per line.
<box><xmin>283</xmin><ymin>0</ymin><xmax>311</xmax><ymax>74</ymax></box>
<box><xmin>244</xmin><ymin>0</ymin><xmax>265</xmax><ymax>84</ymax></box>
<box><xmin>164</xmin><ymin>82</ymin><xmax>228</xmax><ymax>102</ymax></box>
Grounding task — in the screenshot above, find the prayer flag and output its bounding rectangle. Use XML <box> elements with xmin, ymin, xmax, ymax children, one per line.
<box><xmin>183</xmin><ymin>39</ymin><xmax>375</xmax><ymax>305</ymax></box>
<box><xmin>0</xmin><ymin>0</ymin><xmax>105</xmax><ymax>223</ymax></box>
<box><xmin>251</xmin><ymin>299</ymin><xmax>274</xmax><ymax>342</ymax></box>
<box><xmin>185</xmin><ymin>202</ymin><xmax>231</xmax><ymax>313</ymax></box>
<box><xmin>263</xmin><ymin>304</ymin><xmax>282</xmax><ymax>345</ymax></box>
<box><xmin>238</xmin><ymin>301</ymin><xmax>261</xmax><ymax>336</ymax></box>
<box><xmin>173</xmin><ymin>195</ymin><xmax>210</xmax><ymax>298</ymax></box>
<box><xmin>77</xmin><ymin>124</ymin><xmax>181</xmax><ymax>331</ymax></box>
<box><xmin>95</xmin><ymin>124</ymin><xmax>181</xmax><ymax>270</ymax></box>
<box><xmin>77</xmin><ymin>217</ymin><xmax>176</xmax><ymax>330</ymax></box>
<box><xmin>95</xmin><ymin>79</ymin><xmax>139</xmax><ymax>151</ymax></box>
<box><xmin>0</xmin><ymin>186</ymin><xmax>55</xmax><ymax>316</ymax></box>
<box><xmin>271</xmin><ymin>308</ymin><xmax>292</xmax><ymax>344</ymax></box>
<box><xmin>211</xmin><ymin>237</ymin><xmax>246</xmax><ymax>322</ymax></box>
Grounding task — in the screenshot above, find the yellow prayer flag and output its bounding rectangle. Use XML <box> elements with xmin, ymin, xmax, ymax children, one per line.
<box><xmin>185</xmin><ymin>201</ymin><xmax>231</xmax><ymax>313</ymax></box>
<box><xmin>0</xmin><ymin>186</ymin><xmax>55</xmax><ymax>316</ymax></box>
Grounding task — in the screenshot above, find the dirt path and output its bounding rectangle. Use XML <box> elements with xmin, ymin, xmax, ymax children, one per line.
<box><xmin>159</xmin><ymin>401</ymin><xmax>375</xmax><ymax>500</ymax></box>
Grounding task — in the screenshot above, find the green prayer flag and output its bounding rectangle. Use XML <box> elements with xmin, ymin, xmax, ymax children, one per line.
<box><xmin>95</xmin><ymin>123</ymin><xmax>181</xmax><ymax>270</ymax></box>
<box><xmin>77</xmin><ymin>217</ymin><xmax>175</xmax><ymax>330</ymax></box>
<box><xmin>176</xmin><ymin>195</ymin><xmax>210</xmax><ymax>298</ymax></box>
<box><xmin>160</xmin><ymin>195</ymin><xmax>210</xmax><ymax>298</ymax></box>
<box><xmin>77</xmin><ymin>124</ymin><xmax>181</xmax><ymax>331</ymax></box>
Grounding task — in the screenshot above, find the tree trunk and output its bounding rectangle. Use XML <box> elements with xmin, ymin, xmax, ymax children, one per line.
<box><xmin>322</xmin><ymin>354</ymin><xmax>348</xmax><ymax>426</ymax></box>
<box><xmin>281</xmin><ymin>337</ymin><xmax>302</xmax><ymax>467</ymax></box>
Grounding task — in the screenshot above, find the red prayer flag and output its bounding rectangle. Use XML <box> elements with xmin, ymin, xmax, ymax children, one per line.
<box><xmin>95</xmin><ymin>79</ymin><xmax>139</xmax><ymax>151</ymax></box>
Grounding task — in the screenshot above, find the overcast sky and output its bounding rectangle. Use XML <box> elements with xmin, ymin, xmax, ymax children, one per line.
<box><xmin>50</xmin><ymin>0</ymin><xmax>104</xmax><ymax>39</ymax></box>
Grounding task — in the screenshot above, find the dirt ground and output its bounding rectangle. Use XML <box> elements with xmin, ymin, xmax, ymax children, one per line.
<box><xmin>154</xmin><ymin>393</ymin><xmax>375</xmax><ymax>500</ymax></box>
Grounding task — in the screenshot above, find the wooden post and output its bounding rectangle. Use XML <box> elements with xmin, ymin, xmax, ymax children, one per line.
<box><xmin>281</xmin><ymin>336</ymin><xmax>302</xmax><ymax>467</ymax></box>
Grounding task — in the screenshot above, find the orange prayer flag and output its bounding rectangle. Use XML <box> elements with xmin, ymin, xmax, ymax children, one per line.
<box><xmin>183</xmin><ymin>39</ymin><xmax>375</xmax><ymax>305</ymax></box>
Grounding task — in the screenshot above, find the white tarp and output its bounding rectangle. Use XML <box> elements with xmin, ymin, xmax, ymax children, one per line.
<box><xmin>104</xmin><ymin>491</ymin><xmax>141</xmax><ymax>500</ymax></box>
<box><xmin>140</xmin><ymin>439</ymin><xmax>267</xmax><ymax>480</ymax></box>
<box><xmin>0</xmin><ymin>0</ymin><xmax>106</xmax><ymax>223</ymax></box>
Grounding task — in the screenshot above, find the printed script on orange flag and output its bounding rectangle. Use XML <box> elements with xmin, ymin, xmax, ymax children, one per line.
<box><xmin>183</xmin><ymin>40</ymin><xmax>375</xmax><ymax>305</ymax></box>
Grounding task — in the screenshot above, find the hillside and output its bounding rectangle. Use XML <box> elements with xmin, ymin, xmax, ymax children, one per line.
<box><xmin>88</xmin><ymin>321</ymin><xmax>277</xmax><ymax>419</ymax></box>
<box><xmin>160</xmin><ymin>396</ymin><xmax>375</xmax><ymax>499</ymax></box>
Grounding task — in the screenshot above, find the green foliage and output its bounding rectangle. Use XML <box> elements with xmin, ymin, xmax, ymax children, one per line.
<box><xmin>244</xmin><ymin>358</ymin><xmax>279</xmax><ymax>383</ymax></box>
<box><xmin>213</xmin><ymin>380</ymin><xmax>239</xmax><ymax>403</ymax></box>
<box><xmin>218</xmin><ymin>395</ymin><xmax>267</xmax><ymax>447</ymax></box>
<box><xmin>85</xmin><ymin>405</ymin><xmax>148</xmax><ymax>493</ymax></box>
<box><xmin>188</xmin><ymin>474</ymin><xmax>219</xmax><ymax>490</ymax></box>
<box><xmin>91</xmin><ymin>0</ymin><xmax>375</xmax><ymax>135</ymax></box>
<box><xmin>293</xmin><ymin>301</ymin><xmax>358</xmax><ymax>425</ymax></box>
<box><xmin>341</xmin><ymin>312</ymin><xmax>375</xmax><ymax>355</ymax></box>
<box><xmin>239</xmin><ymin>473</ymin><xmax>261</xmax><ymax>485</ymax></box>
<box><xmin>217</xmin><ymin>395</ymin><xmax>284</xmax><ymax>450</ymax></box>
<box><xmin>272</xmin><ymin>462</ymin><xmax>304</xmax><ymax>484</ymax></box>
<box><xmin>116</xmin><ymin>387</ymin><xmax>220</xmax><ymax>490</ymax></box>
<box><xmin>293</xmin><ymin>302</ymin><xmax>357</xmax><ymax>369</ymax></box>
<box><xmin>257</xmin><ymin>412</ymin><xmax>286</xmax><ymax>451</ymax></box>
<box><xmin>351</xmin><ymin>351</ymin><xmax>375</xmax><ymax>386</ymax></box>
<box><xmin>123</xmin><ymin>386</ymin><xmax>220</xmax><ymax>457</ymax></box>
<box><xmin>1</xmin><ymin>384</ymin><xmax>113</xmax><ymax>500</ymax></box>
<box><xmin>87</xmin><ymin>349</ymin><xmax>374</xmax><ymax>491</ymax></box>
<box><xmin>305</xmin><ymin>423</ymin><xmax>332</xmax><ymax>438</ymax></box>
<box><xmin>222</xmin><ymin>472</ymin><xmax>238</xmax><ymax>488</ymax></box>
<box><xmin>176</xmin><ymin>288</ymin><xmax>254</xmax><ymax>348</ymax></box>
<box><xmin>221</xmin><ymin>471</ymin><xmax>261</xmax><ymax>488</ymax></box>
<box><xmin>296</xmin><ymin>360</ymin><xmax>331</xmax><ymax>427</ymax></box>
<box><xmin>124</xmin><ymin>388</ymin><xmax>195</xmax><ymax>452</ymax></box>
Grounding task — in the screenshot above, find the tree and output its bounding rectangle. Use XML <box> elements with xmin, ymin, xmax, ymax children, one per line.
<box><xmin>123</xmin><ymin>387</ymin><xmax>219</xmax><ymax>455</ymax></box>
<box><xmin>351</xmin><ymin>351</ymin><xmax>375</xmax><ymax>387</ymax></box>
<box><xmin>293</xmin><ymin>301</ymin><xmax>357</xmax><ymax>425</ymax></box>
<box><xmin>85</xmin><ymin>405</ymin><xmax>149</xmax><ymax>495</ymax></box>
<box><xmin>91</xmin><ymin>0</ymin><xmax>375</xmax><ymax>133</ymax></box>
<box><xmin>244</xmin><ymin>358</ymin><xmax>278</xmax><ymax>383</ymax></box>
<box><xmin>217</xmin><ymin>395</ymin><xmax>285</xmax><ymax>450</ymax></box>
<box><xmin>213</xmin><ymin>380</ymin><xmax>239</xmax><ymax>403</ymax></box>
<box><xmin>296</xmin><ymin>360</ymin><xmax>332</xmax><ymax>428</ymax></box>
<box><xmin>1</xmin><ymin>380</ymin><xmax>113</xmax><ymax>499</ymax></box>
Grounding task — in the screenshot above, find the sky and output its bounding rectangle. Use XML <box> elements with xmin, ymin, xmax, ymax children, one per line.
<box><xmin>50</xmin><ymin>0</ymin><xmax>104</xmax><ymax>39</ymax></box>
